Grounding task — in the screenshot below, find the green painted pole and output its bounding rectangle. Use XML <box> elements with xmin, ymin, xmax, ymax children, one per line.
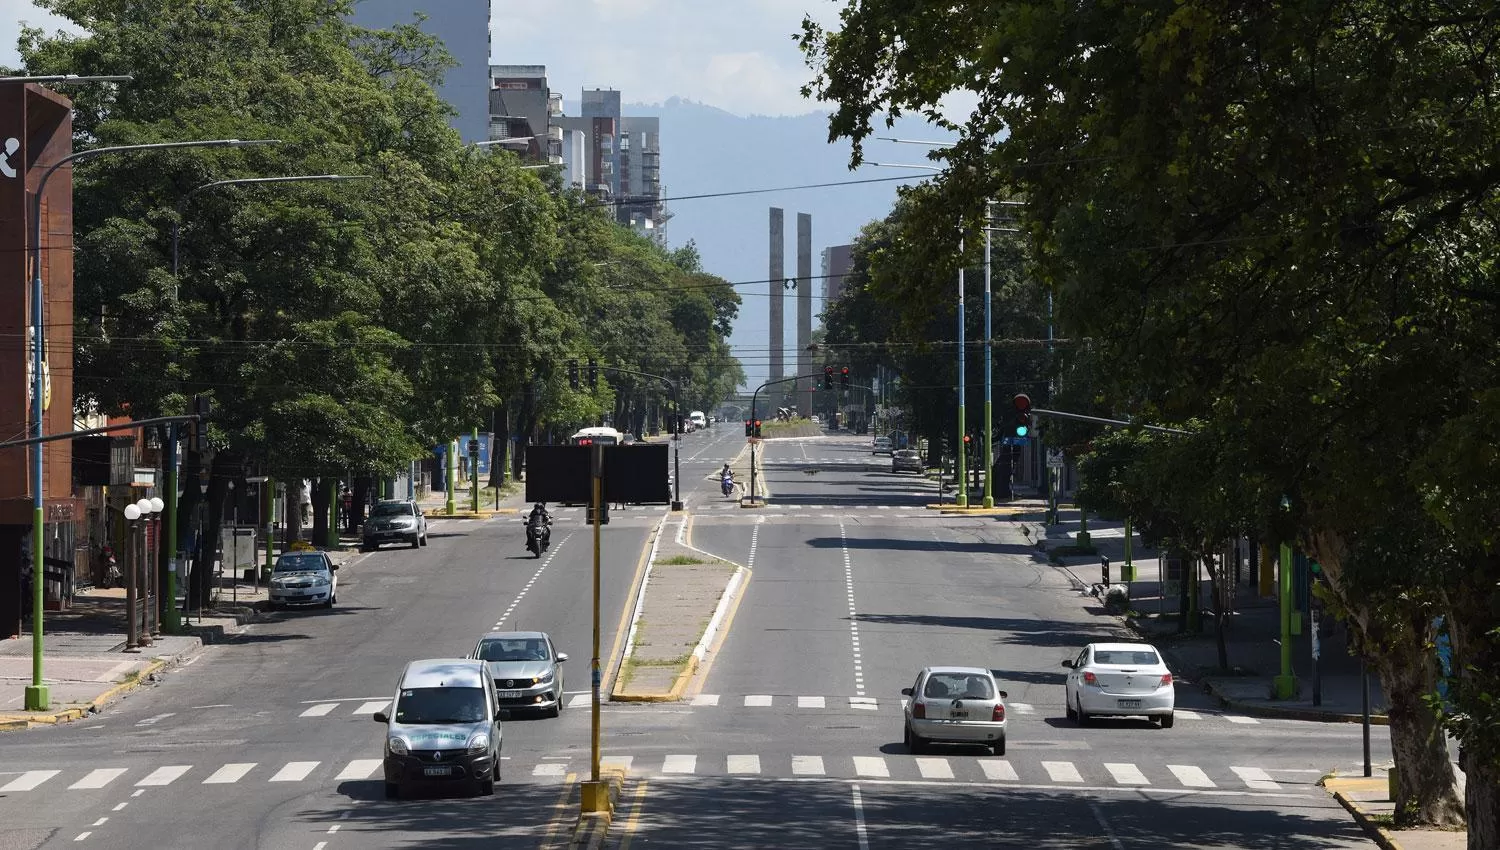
<box><xmin>445</xmin><ymin>440</ymin><xmax>457</xmax><ymax>516</ymax></box>
<box><xmin>162</xmin><ymin>425</ymin><xmax>181</xmax><ymax>634</ymax></box>
<box><xmin>981</xmin><ymin>207</ymin><xmax>994</xmax><ymax>508</ymax></box>
<box><xmin>1122</xmin><ymin>517</ymin><xmax>1136</xmax><ymax>581</ymax></box>
<box><xmin>1273</xmin><ymin>542</ymin><xmax>1298</xmax><ymax>698</ymax></box>
<box><xmin>264</xmin><ymin>478</ymin><xmax>275</xmax><ymax>579</ymax></box>
<box><xmin>324</xmin><ymin>481</ymin><xmax>338</xmax><ymax>549</ymax></box>
<box><xmin>1077</xmin><ymin>508</ymin><xmax>1091</xmax><ymax>546</ymax></box>
<box><xmin>470</xmin><ymin>427</ymin><xmax>480</xmax><ymax>513</ymax></box>
<box><xmin>955</xmin><ymin>235</ymin><xmax>968</xmax><ymax>508</ymax></box>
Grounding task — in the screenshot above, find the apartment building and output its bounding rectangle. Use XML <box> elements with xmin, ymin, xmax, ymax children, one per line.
<box><xmin>557</xmin><ymin>88</ymin><xmax>668</xmax><ymax>235</ymax></box>
<box><xmin>488</xmin><ymin>65</ymin><xmax>564</xmax><ymax>165</ymax></box>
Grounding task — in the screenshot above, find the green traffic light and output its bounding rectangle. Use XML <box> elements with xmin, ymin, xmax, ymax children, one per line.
<box><xmin>1016</xmin><ymin>425</ymin><xmax>1029</xmax><ymax>437</ymax></box>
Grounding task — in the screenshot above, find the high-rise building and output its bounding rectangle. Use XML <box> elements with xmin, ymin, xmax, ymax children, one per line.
<box><xmin>488</xmin><ymin>65</ymin><xmax>563</xmax><ymax>164</ymax></box>
<box><xmin>345</xmin><ymin>1</ymin><xmax>492</xmax><ymax>143</ymax></box>
<box><xmin>558</xmin><ymin>89</ymin><xmax>668</xmax><ymax>235</ymax></box>
<box><xmin>821</xmin><ymin>244</ymin><xmax>854</xmax><ymax>305</ymax></box>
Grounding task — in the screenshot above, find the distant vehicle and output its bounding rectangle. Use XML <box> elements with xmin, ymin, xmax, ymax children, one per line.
<box><xmin>689</xmin><ymin>411</ymin><xmax>707</xmax><ymax>429</ymax></box>
<box><xmin>1062</xmin><ymin>642</ymin><xmax>1175</xmax><ymax>727</ymax></box>
<box><xmin>362</xmin><ymin>499</ymin><xmax>428</xmax><ymax>551</ymax></box>
<box><xmin>374</xmin><ymin>658</ymin><xmax>502</xmax><ymax>799</ymax></box>
<box><xmin>872</xmin><ymin>436</ymin><xmax>893</xmax><ymax>455</ymax></box>
<box><xmin>569</xmin><ymin>427</ymin><xmax>624</xmax><ymax>446</ymax></box>
<box><xmin>892</xmin><ymin>449</ymin><xmax>922</xmax><ymax>473</ymax></box>
<box><xmin>268</xmin><ymin>551</ymin><xmax>338</xmax><ymax>609</ymax></box>
<box><xmin>902</xmin><ymin>666</ymin><xmax>1009</xmax><ymax>755</ymax></box>
<box><xmin>469</xmin><ymin>631</ymin><xmax>568</xmax><ymax>718</ymax></box>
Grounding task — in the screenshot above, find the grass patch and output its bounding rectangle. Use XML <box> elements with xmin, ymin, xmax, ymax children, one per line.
<box><xmin>655</xmin><ymin>554</ymin><xmax>705</xmax><ymax>566</ymax></box>
<box><xmin>632</xmin><ymin>653</ymin><xmax>693</xmax><ymax>668</ymax></box>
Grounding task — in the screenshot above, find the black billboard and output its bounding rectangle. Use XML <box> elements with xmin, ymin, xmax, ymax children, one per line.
<box><xmin>524</xmin><ymin>444</ymin><xmax>671</xmax><ymax>505</ymax></box>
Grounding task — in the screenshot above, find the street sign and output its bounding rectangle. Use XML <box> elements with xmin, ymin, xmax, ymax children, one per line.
<box><xmin>1046</xmin><ymin>448</ymin><xmax>1064</xmax><ymax>468</ymax></box>
<box><xmin>245</xmin><ymin>475</ymin><xmax>269</xmax><ymax>484</ymax></box>
<box><xmin>1001</xmin><ymin>436</ymin><xmax>1028</xmax><ymax>447</ymax></box>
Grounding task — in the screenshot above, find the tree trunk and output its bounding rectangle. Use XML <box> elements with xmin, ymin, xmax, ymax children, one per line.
<box><xmin>488</xmin><ymin>402</ymin><xmax>508</xmax><ymax>488</ymax></box>
<box><xmin>1460</xmin><ymin>749</ymin><xmax>1497</xmax><ymax>850</ymax></box>
<box><xmin>352</xmin><ymin>476</ymin><xmax>373</xmax><ymax>532</ymax></box>
<box><xmin>188</xmin><ymin>451</ymin><xmax>234</xmax><ymax>611</ymax></box>
<box><xmin>1445</xmin><ymin>556</ymin><xmax>1500</xmax><ymax>849</ymax></box>
<box><xmin>175</xmin><ymin>449</ymin><xmax>202</xmax><ymax>573</ymax></box>
<box><xmin>1203</xmin><ymin>551</ymin><xmax>1230</xmax><ymax>671</ymax></box>
<box><xmin>311</xmin><ymin>479</ymin><xmax>330</xmax><ymax>544</ymax></box>
<box><xmin>1376</xmin><ymin>631</ymin><xmax>1465</xmax><ymax>828</ymax></box>
<box><xmin>284</xmin><ymin>479</ymin><xmax>304</xmax><ymax>546</ymax></box>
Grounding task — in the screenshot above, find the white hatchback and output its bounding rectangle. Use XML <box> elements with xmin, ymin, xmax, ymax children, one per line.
<box><xmin>1062</xmin><ymin>642</ymin><xmax>1175</xmax><ymax>727</ymax></box>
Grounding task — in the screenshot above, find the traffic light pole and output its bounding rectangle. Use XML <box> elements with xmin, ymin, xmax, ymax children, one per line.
<box><xmin>747</xmin><ymin>372</ymin><xmax>832</xmax><ymax>504</ymax></box>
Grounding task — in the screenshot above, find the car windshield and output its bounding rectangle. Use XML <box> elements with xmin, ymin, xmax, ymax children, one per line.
<box><xmin>370</xmin><ymin>503</ymin><xmax>410</xmax><ymax>518</ymax></box>
<box><xmin>476</xmin><ymin>638</ymin><xmax>550</xmax><ymax>662</ymax></box>
<box><xmin>923</xmin><ymin>673</ymin><xmax>995</xmax><ymax>700</ymax></box>
<box><xmin>1092</xmin><ymin>649</ymin><xmax>1161</xmax><ymax>666</ymax></box>
<box><xmin>274</xmin><ymin>554</ymin><xmax>327</xmax><ymax>573</ymax></box>
<box><xmin>393</xmin><ymin>687</ymin><xmax>487</xmax><ymax>725</ymax></box>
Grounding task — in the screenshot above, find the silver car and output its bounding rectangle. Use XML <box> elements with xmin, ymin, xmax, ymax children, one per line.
<box><xmin>469</xmin><ymin>631</ymin><xmax>568</xmax><ymax>718</ymax></box>
<box><xmin>268</xmin><ymin>551</ymin><xmax>338</xmax><ymax>609</ymax></box>
<box><xmin>892</xmin><ymin>448</ymin><xmax>922</xmax><ymax>473</ymax></box>
<box><xmin>362</xmin><ymin>499</ymin><xmax>428</xmax><ymax>550</ymax></box>
<box><xmin>902</xmin><ymin>666</ymin><xmax>1009</xmax><ymax>755</ymax></box>
<box><xmin>373</xmin><ymin>658</ymin><xmax>502</xmax><ymax>799</ymax></box>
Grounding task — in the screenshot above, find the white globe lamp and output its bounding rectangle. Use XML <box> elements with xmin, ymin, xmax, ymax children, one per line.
<box><xmin>149</xmin><ymin>497</ymin><xmax>165</xmax><ymax>513</ymax></box>
<box><xmin>136</xmin><ymin>498</ymin><xmax>153</xmax><ymax>515</ymax></box>
<box><xmin>123</xmin><ymin>504</ymin><xmax>141</xmax><ymax>521</ymax></box>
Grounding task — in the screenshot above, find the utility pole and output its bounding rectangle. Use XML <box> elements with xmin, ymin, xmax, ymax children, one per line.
<box><xmin>1273</xmin><ymin>542</ymin><xmax>1297</xmax><ymax>699</ymax></box>
<box><xmin>982</xmin><ymin>202</ymin><xmax>994</xmax><ymax>507</ymax></box>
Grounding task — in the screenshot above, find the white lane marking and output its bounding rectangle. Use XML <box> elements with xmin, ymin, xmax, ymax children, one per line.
<box><xmin>70</xmin><ymin>769</ymin><xmax>127</xmax><ymax>790</ymax></box>
<box><xmin>1</xmin><ymin>770</ymin><xmax>59</xmax><ymax>792</ymax></box>
<box><xmin>1008</xmin><ymin>702</ymin><xmax>1035</xmax><ymax>714</ymax></box>
<box><xmin>726</xmin><ymin>755</ymin><xmax>760</xmax><ymax>775</ymax></box>
<box><xmin>851</xmin><ymin>784</ymin><xmax>870</xmax><ymax>850</ymax></box>
<box><xmin>603</xmin><ymin>756</ymin><xmax>634</xmax><ymax>772</ymax></box>
<box><xmin>313</xmin><ymin>843</ymin><xmax>327</xmax><ymax>850</ymax></box>
<box><xmin>792</xmin><ymin>756</ymin><xmax>825</xmax><ymax>776</ymax></box>
<box><xmin>298</xmin><ymin>697</ymin><xmax>387</xmax><ymax>704</ymax></box>
<box><xmin>327</xmin><ymin>824</ymin><xmax>341</xmax><ymax>833</ymax></box>
<box><xmin>567</xmin><ymin>694</ymin><xmax>591</xmax><ymax>709</ymax></box>
<box><xmin>203</xmin><ymin>763</ymin><xmax>256</xmax><ymax>785</ymax></box>
<box><xmin>269</xmin><ymin>761</ymin><xmax>319</xmax><ymax>782</ymax></box>
<box><xmin>131</xmin><ymin>790</ymin><xmax>144</xmax><ymax>797</ymax></box>
<box><xmin>1042</xmin><ymin>761</ymin><xmax>1083</xmax><ymax>783</ymax></box>
<box><xmin>744</xmin><ymin>695</ymin><xmax>773</xmax><ymax>707</ymax></box>
<box><xmin>300</xmin><ymin>703</ymin><xmax>338</xmax><ymax>718</ymax></box>
<box><xmin>853</xmin><ymin>757</ymin><xmax>888</xmax><ymax>778</ymax></box>
<box><xmin>1232</xmin><ymin>766</ymin><xmax>1281</xmax><ymax>790</ymax></box>
<box><xmin>134</xmin><ymin>713</ymin><xmax>175</xmax><ymax>727</ymax></box>
<box><xmin>915</xmin><ymin>758</ymin><xmax>953</xmax><ymax>780</ymax></box>
<box><xmin>1226</xmin><ymin>715</ymin><xmax>1260</xmax><ymax>724</ymax></box>
<box><xmin>351</xmin><ymin>701</ymin><xmax>387</xmax><ymax>715</ymax></box>
<box><xmin>335</xmin><ymin>760</ymin><xmax>383</xmax><ymax>781</ymax></box>
<box><xmin>1175</xmin><ymin>709</ymin><xmax>1202</xmax><ymax>720</ymax></box>
<box><xmin>532</xmin><ymin>764</ymin><xmax>567</xmax><ymax>777</ymax></box>
<box><xmin>849</xmin><ymin>697</ymin><xmax>878</xmax><ymax>710</ymax></box>
<box><xmin>111</xmin><ymin>803</ymin><xmax>127</xmax><ymax>812</ymax></box>
<box><xmin>691</xmin><ymin>694</ymin><xmax>719</xmax><ymax>707</ymax></box>
<box><xmin>492</xmin><ymin>531</ymin><xmax>574</xmax><ymax>629</ymax></box>
<box><xmin>1105</xmin><ymin>763</ymin><xmax>1150</xmax><ymax>785</ymax></box>
<box><xmin>1089</xmin><ymin>802</ymin><xmax>1126</xmax><ymax>850</ymax></box>
<box><xmin>1168</xmin><ymin>765</ymin><xmax>1216</xmax><ymax>788</ymax></box>
<box><xmin>661</xmin><ymin>755</ymin><xmax>696</xmax><ymax>774</ymax></box>
<box><xmin>91</xmin><ymin>819</ymin><xmax>107</xmax><ymax>827</ymax></box>
<box><xmin>980</xmin><ymin>760</ymin><xmax>1018</xmax><ymax>781</ymax></box>
<box><xmin>840</xmin><ymin>521</ymin><xmax>864</xmax><ymax>697</ymax></box>
<box><xmin>73</xmin><ymin>833</ymin><xmax>91</xmax><ymax>842</ymax></box>
<box><xmin>798</xmin><ymin>696</ymin><xmax>826</xmax><ymax>709</ymax></box>
<box><xmin>136</xmin><ymin>766</ymin><xmax>190</xmax><ymax>787</ymax></box>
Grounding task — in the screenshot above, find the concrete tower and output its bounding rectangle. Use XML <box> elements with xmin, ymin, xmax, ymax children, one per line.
<box><xmin>769</xmin><ymin>207</ymin><xmax>785</xmax><ymax>383</ymax></box>
<box><xmin>796</xmin><ymin>213</ymin><xmax>813</xmax><ymax>416</ymax></box>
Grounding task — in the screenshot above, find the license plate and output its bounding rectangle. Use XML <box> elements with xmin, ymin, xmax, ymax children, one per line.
<box><xmin>1117</xmin><ymin>699</ymin><xmax>1141</xmax><ymax>708</ymax></box>
<box><xmin>423</xmin><ymin>766</ymin><xmax>453</xmax><ymax>777</ymax></box>
<box><xmin>949</xmin><ymin>710</ymin><xmax>969</xmax><ymax>719</ymax></box>
<box><xmin>497</xmin><ymin>690</ymin><xmax>522</xmax><ymax>699</ymax></box>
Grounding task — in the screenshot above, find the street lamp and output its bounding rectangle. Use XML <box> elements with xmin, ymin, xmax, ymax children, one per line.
<box><xmin>0</xmin><ymin>74</ymin><xmax>134</xmax><ymax>84</ymax></box>
<box><xmin>23</xmin><ymin>136</ymin><xmax>279</xmax><ymax>710</ymax></box>
<box><xmin>124</xmin><ymin>497</ymin><xmax>158</xmax><ymax>649</ymax></box>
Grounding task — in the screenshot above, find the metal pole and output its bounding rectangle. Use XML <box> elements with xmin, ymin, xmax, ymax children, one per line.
<box><xmin>126</xmin><ymin>521</ymin><xmax>138</xmax><ymax>650</ymax></box>
<box><xmin>1273</xmin><ymin>543</ymin><xmax>1297</xmax><ymax>698</ymax></box>
<box><xmin>445</xmin><ymin>440</ymin><xmax>456</xmax><ymax>515</ymax></box>
<box><xmin>1312</xmin><ymin>603</ymin><xmax>1322</xmax><ymax>706</ymax></box>
<box><xmin>590</xmin><ymin>444</ymin><xmax>603</xmax><ymax>784</ymax></box>
<box><xmin>470</xmin><ymin>427</ymin><xmax>480</xmax><ymax>513</ymax></box>
<box><xmin>982</xmin><ymin>203</ymin><xmax>994</xmax><ymax>508</ymax></box>
<box><xmin>671</xmin><ymin>383</ymin><xmax>683</xmax><ymax>511</ymax></box>
<box><xmin>749</xmin><ymin>386</ymin><xmax>761</xmax><ymax>503</ymax></box>
<box><xmin>1361</xmin><ymin>658</ymin><xmax>1372</xmax><ymax>776</ymax></box>
<box><xmin>955</xmin><ymin>231</ymin><xmax>968</xmax><ymax>507</ymax></box>
<box><xmin>163</xmin><ymin>424</ymin><xmax>180</xmax><ymax>633</ymax></box>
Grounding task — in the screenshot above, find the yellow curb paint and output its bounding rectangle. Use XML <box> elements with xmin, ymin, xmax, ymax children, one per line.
<box><xmin>616</xmin><ymin>778</ymin><xmax>649</xmax><ymax>850</ymax></box>
<box><xmin>1327</xmin><ymin>788</ymin><xmax>1408</xmax><ymax>850</ymax></box>
<box><xmin>538</xmin><ymin>771</ymin><xmax>578</xmax><ymax>850</ymax></box>
<box><xmin>90</xmin><ymin>660</ymin><xmax>166</xmax><ymax>712</ymax></box>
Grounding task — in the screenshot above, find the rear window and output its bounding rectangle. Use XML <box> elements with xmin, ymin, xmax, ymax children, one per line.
<box><xmin>923</xmin><ymin>673</ymin><xmax>995</xmax><ymax>700</ymax></box>
<box><xmin>1092</xmin><ymin>649</ymin><xmax>1161</xmax><ymax>666</ymax></box>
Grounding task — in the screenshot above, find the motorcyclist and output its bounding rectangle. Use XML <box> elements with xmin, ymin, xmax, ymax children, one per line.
<box><xmin>720</xmin><ymin>463</ymin><xmax>735</xmax><ymax>494</ymax></box>
<box><xmin>527</xmin><ymin>502</ymin><xmax>552</xmax><ymax>548</ymax></box>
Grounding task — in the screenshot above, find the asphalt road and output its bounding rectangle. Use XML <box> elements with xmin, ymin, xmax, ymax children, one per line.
<box><xmin>602</xmin><ymin>432</ymin><xmax>1386</xmax><ymax>849</ymax></box>
<box><xmin>0</xmin><ymin>426</ymin><xmax>750</xmax><ymax>850</ymax></box>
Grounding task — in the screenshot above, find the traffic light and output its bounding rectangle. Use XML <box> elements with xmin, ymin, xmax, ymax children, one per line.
<box><xmin>744</xmin><ymin>419</ymin><xmax>754</xmax><ymax>437</ymax></box>
<box><xmin>189</xmin><ymin>394</ymin><xmax>211</xmax><ymax>453</ymax></box>
<box><xmin>568</xmin><ymin>360</ymin><xmax>579</xmax><ymax>390</ymax></box>
<box><xmin>1011</xmin><ymin>393</ymin><xmax>1033</xmax><ymax>438</ymax></box>
<box><xmin>587</xmin><ymin>358</ymin><xmax>598</xmax><ymax>390</ymax></box>
<box><xmin>753</xmin><ymin>419</ymin><xmax>763</xmax><ymax>438</ymax></box>
<box><xmin>840</xmin><ymin>366</ymin><xmax>850</xmax><ymax>388</ymax></box>
<box><xmin>823</xmin><ymin>365</ymin><xmax>834</xmax><ymax>390</ymax></box>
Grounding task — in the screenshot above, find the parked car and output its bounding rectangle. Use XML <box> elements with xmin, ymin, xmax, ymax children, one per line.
<box><xmin>902</xmin><ymin>666</ymin><xmax>1009</xmax><ymax>755</ymax></box>
<box><xmin>872</xmin><ymin>436</ymin><xmax>893</xmax><ymax>455</ymax></box>
<box><xmin>362</xmin><ymin>499</ymin><xmax>428</xmax><ymax>550</ymax></box>
<box><xmin>373</xmin><ymin>658</ymin><xmax>502</xmax><ymax>799</ymax></box>
<box><xmin>892</xmin><ymin>448</ymin><xmax>923</xmax><ymax>473</ymax></box>
<box><xmin>268</xmin><ymin>551</ymin><xmax>338</xmax><ymax>609</ymax></box>
<box><xmin>1062</xmin><ymin>642</ymin><xmax>1175</xmax><ymax>727</ymax></box>
<box><xmin>469</xmin><ymin>631</ymin><xmax>568</xmax><ymax>718</ymax></box>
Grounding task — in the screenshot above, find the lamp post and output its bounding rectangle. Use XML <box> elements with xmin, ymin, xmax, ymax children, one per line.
<box><xmin>23</xmin><ymin>136</ymin><xmax>280</xmax><ymax>711</ymax></box>
<box><xmin>147</xmin><ymin>496</ymin><xmax>164</xmax><ymax>637</ymax></box>
<box><xmin>123</xmin><ymin>497</ymin><xmax>158</xmax><ymax>649</ymax></box>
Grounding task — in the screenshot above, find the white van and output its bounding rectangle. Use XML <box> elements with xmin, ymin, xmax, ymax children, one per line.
<box><xmin>689</xmin><ymin>411</ymin><xmax>707</xmax><ymax>429</ymax></box>
<box><xmin>568</xmin><ymin>426</ymin><xmax>625</xmax><ymax>445</ymax></box>
<box><xmin>373</xmin><ymin>658</ymin><xmax>502</xmax><ymax>799</ymax></box>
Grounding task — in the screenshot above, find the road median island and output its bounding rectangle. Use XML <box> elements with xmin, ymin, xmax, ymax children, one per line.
<box><xmin>611</xmin><ymin>514</ymin><xmax>747</xmax><ymax>702</ymax></box>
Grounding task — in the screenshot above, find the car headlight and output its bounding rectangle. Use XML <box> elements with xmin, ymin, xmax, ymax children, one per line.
<box><xmin>387</xmin><ymin>736</ymin><xmax>410</xmax><ymax>756</ymax></box>
<box><xmin>312</xmin><ymin>576</ymin><xmax>330</xmax><ymax>587</ymax></box>
<box><xmin>467</xmin><ymin>733</ymin><xmax>490</xmax><ymax>753</ymax></box>
<box><xmin>392</xmin><ymin>518</ymin><xmax>414</xmax><ymax>527</ymax></box>
<box><xmin>534</xmin><ymin>670</ymin><xmax>554</xmax><ymax>685</ymax></box>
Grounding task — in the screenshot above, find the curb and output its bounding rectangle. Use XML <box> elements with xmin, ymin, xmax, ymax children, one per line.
<box><xmin>608</xmin><ymin>515</ymin><xmax>671</xmax><ymax>700</ymax></box>
<box><xmin>421</xmin><ymin>509</ymin><xmax>513</xmax><ymax>519</ymax></box>
<box><xmin>0</xmin><ymin>658</ymin><xmax>169</xmax><ymax>732</ymax></box>
<box><xmin>1327</xmin><ymin>785</ymin><xmax>1405</xmax><ymax>850</ymax></box>
<box><xmin>566</xmin><ymin>766</ymin><xmax>627</xmax><ymax>849</ymax></box>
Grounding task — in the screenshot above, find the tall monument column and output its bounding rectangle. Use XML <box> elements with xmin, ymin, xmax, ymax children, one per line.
<box><xmin>796</xmin><ymin>213</ymin><xmax>812</xmax><ymax>418</ymax></box>
<box><xmin>768</xmin><ymin>207</ymin><xmax>784</xmax><ymax>383</ymax></box>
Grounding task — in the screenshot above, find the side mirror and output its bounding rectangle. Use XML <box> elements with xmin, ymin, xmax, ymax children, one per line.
<box><xmin>330</xmin><ymin>563</ymin><xmax>339</xmax><ymax>571</ymax></box>
<box><xmin>999</xmin><ymin>691</ymin><xmax>1009</xmax><ymax>700</ymax></box>
<box><xmin>1061</xmin><ymin>660</ymin><xmax>1074</xmax><ymax>668</ymax></box>
<box><xmin>900</xmin><ymin>687</ymin><xmax>913</xmax><ymax>696</ymax></box>
<box><xmin>556</xmin><ymin>653</ymin><xmax>569</xmax><ymax>663</ymax></box>
<box><xmin>372</xmin><ymin>711</ymin><xmax>389</xmax><ymax>724</ymax></box>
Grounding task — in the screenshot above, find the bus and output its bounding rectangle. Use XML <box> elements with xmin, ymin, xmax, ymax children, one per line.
<box><xmin>568</xmin><ymin>426</ymin><xmax>625</xmax><ymax>446</ymax></box>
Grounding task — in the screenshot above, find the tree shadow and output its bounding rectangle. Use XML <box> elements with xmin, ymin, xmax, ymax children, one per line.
<box><xmin>854</xmin><ymin>612</ymin><xmax>1118</xmax><ymax>650</ymax></box>
<box><xmin>804</xmin><ymin>537</ymin><xmax>1040</xmax><ymax>555</ymax></box>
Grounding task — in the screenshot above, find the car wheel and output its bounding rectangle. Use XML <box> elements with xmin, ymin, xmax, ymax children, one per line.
<box><xmin>384</xmin><ymin>782</ymin><xmax>399</xmax><ymax>799</ymax></box>
<box><xmin>478</xmin><ymin>776</ymin><xmax>494</xmax><ymax>796</ymax></box>
<box><xmin>1065</xmin><ymin>699</ymin><xmax>1077</xmax><ymax>722</ymax></box>
<box><xmin>545</xmin><ymin>702</ymin><xmax>561</xmax><ymax>719</ymax></box>
<box><xmin>991</xmin><ymin>734</ymin><xmax>1006</xmax><ymax>757</ymax></box>
<box><xmin>410</xmin><ymin>536</ymin><xmax>420</xmax><ymax>549</ymax></box>
<box><xmin>1159</xmin><ymin>712</ymin><xmax>1174</xmax><ymax>729</ymax></box>
<box><xmin>1076</xmin><ymin>699</ymin><xmax>1091</xmax><ymax>726</ymax></box>
<box><xmin>419</xmin><ymin>533</ymin><xmax>428</xmax><ymax>547</ymax></box>
<box><xmin>904</xmin><ymin>723</ymin><xmax>925</xmax><ymax>754</ymax></box>
<box><xmin>324</xmin><ymin>598</ymin><xmax>334</xmax><ymax>609</ymax></box>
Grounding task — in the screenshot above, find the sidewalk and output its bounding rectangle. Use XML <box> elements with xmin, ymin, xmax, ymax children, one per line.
<box><xmin>416</xmin><ymin>480</ymin><xmax>525</xmax><ymax>518</ymax></box>
<box><xmin>1324</xmin><ymin>775</ymin><xmax>1468</xmax><ymax>850</ymax></box>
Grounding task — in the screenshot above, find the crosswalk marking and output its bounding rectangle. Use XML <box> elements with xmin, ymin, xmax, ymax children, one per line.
<box><xmin>300</xmin><ymin>703</ymin><xmax>338</xmax><ymax>718</ymax></box>
<box><xmin>1042</xmin><ymin>761</ymin><xmax>1083</xmax><ymax>783</ymax></box>
<box><xmin>1225</xmin><ymin>715</ymin><xmax>1260</xmax><ymax>725</ymax></box>
<box><xmin>744</xmin><ymin>695</ymin><xmax>773</xmax><ymax>707</ymax></box>
<box><xmin>136</xmin><ymin>766</ymin><xmax>190</xmax><ymax>787</ymax></box>
<box><xmin>727</xmin><ymin>755</ymin><xmax>760</xmax><ymax>775</ymax></box>
<box><xmin>1168</xmin><ymin>765</ymin><xmax>1216</xmax><ymax>788</ymax></box>
<box><xmin>1008</xmin><ymin>702</ymin><xmax>1035</xmax><ymax>714</ymax></box>
<box><xmin>269</xmin><ymin>762</ymin><xmax>318</xmax><ymax>783</ymax></box>
<box><xmin>2</xmin><ymin>770</ymin><xmax>59</xmax><ymax>792</ymax></box>
<box><xmin>979</xmin><ymin>760</ymin><xmax>1018</xmax><ymax>781</ymax></box>
<box><xmin>798</xmin><ymin>696</ymin><xmax>825</xmax><ymax>709</ymax></box>
<box><xmin>352</xmin><ymin>701</ymin><xmax>387</xmax><ymax>715</ymax></box>
<box><xmin>532</xmin><ymin>763</ymin><xmax>567</xmax><ymax>777</ymax></box>
<box><xmin>602</xmin><ymin>756</ymin><xmax>634</xmax><ymax>772</ymax></box>
<box><xmin>849</xmin><ymin>697</ymin><xmax>878</xmax><ymax>710</ymax></box>
<box><xmin>853</xmin><ymin>756</ymin><xmax>889</xmax><ymax>778</ymax></box>
<box><xmin>567</xmin><ymin>694</ymin><xmax>591</xmax><ymax>709</ymax></box>
<box><xmin>791</xmin><ymin>756</ymin><xmax>825</xmax><ymax>776</ymax></box>
<box><xmin>662</xmin><ymin>755</ymin><xmax>696</xmax><ymax>774</ymax></box>
<box><xmin>1105</xmin><ymin>763</ymin><xmax>1150</xmax><ymax>785</ymax></box>
<box><xmin>1175</xmin><ymin>709</ymin><xmax>1202</xmax><ymax>720</ymax></box>
<box><xmin>70</xmin><ymin>768</ymin><xmax>127</xmax><ymax>790</ymax></box>
<box><xmin>335</xmin><ymin>760</ymin><xmax>383</xmax><ymax>781</ymax></box>
<box><xmin>1232</xmin><ymin>766</ymin><xmax>1280</xmax><ymax>790</ymax></box>
<box><xmin>690</xmin><ymin>694</ymin><xmax>719</xmax><ymax>707</ymax></box>
<box><xmin>203</xmin><ymin>763</ymin><xmax>256</xmax><ymax>785</ymax></box>
<box><xmin>916</xmin><ymin>758</ymin><xmax>955</xmax><ymax>780</ymax></box>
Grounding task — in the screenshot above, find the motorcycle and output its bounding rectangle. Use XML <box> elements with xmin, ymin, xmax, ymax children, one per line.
<box><xmin>721</xmin><ymin>475</ymin><xmax>735</xmax><ymax>497</ymax></box>
<box><xmin>524</xmin><ymin>516</ymin><xmax>551</xmax><ymax>558</ymax></box>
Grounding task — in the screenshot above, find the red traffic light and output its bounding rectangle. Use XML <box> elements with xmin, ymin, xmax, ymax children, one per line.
<box><xmin>841</xmin><ymin>366</ymin><xmax>849</xmax><ymax>375</ymax></box>
<box><xmin>963</xmin><ymin>434</ymin><xmax>971</xmax><ymax>443</ymax></box>
<box><xmin>1012</xmin><ymin>393</ymin><xmax>1032</xmax><ymax>413</ymax></box>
